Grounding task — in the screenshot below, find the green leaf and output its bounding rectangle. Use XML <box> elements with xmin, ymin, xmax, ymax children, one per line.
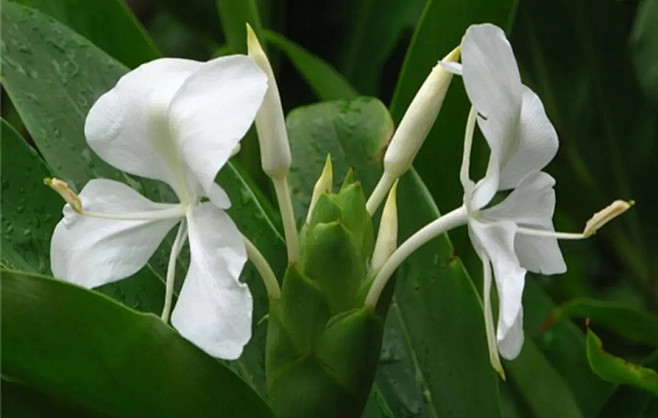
<box><xmin>598</xmin><ymin>352</ymin><xmax>658</xmax><ymax>418</ymax></box>
<box><xmin>0</xmin><ymin>119</ymin><xmax>166</xmax><ymax>314</ymax></box>
<box><xmin>586</xmin><ymin>328</ymin><xmax>658</xmax><ymax>396</ymax></box>
<box><xmin>263</xmin><ymin>30</ymin><xmax>359</xmax><ymax>101</ymax></box>
<box><xmin>2</xmin><ymin>1</ymin><xmax>138</xmax><ymax>187</ymax></box>
<box><xmin>2</xmin><ymin>379</ymin><xmax>91</xmax><ymax>418</ymax></box>
<box><xmin>1</xmin><ymin>270</ymin><xmax>275</xmax><ymax>417</ymax></box>
<box><xmin>339</xmin><ymin>0</ymin><xmax>425</xmax><ymax>95</ymax></box>
<box><xmin>10</xmin><ymin>0</ymin><xmax>160</xmax><ymax>68</ymax></box>
<box><xmin>520</xmin><ymin>280</ymin><xmax>613</xmax><ymax>417</ymax></box>
<box><xmin>216</xmin><ymin>0</ymin><xmax>261</xmax><ymax>53</ymax></box>
<box><xmin>631</xmin><ymin>0</ymin><xmax>658</xmax><ymax>106</ymax></box>
<box><xmin>287</xmin><ymin>97</ymin><xmax>501</xmax><ymax>417</ymax></box>
<box><xmin>504</xmin><ymin>340</ymin><xmax>584</xmax><ymax>418</ymax></box>
<box><xmin>0</xmin><ymin>120</ymin><xmax>59</xmax><ymax>274</ymax></box>
<box><xmin>548</xmin><ymin>299</ymin><xmax>658</xmax><ymax>347</ymax></box>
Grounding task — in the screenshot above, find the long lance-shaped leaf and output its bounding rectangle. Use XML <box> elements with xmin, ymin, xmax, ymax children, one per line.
<box><xmin>10</xmin><ymin>0</ymin><xmax>160</xmax><ymax>67</ymax></box>
<box><xmin>1</xmin><ymin>270</ymin><xmax>276</xmax><ymax>417</ymax></box>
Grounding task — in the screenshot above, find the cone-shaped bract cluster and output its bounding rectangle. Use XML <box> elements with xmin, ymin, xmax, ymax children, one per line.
<box><xmin>266</xmin><ymin>172</ymin><xmax>385</xmax><ymax>418</ymax></box>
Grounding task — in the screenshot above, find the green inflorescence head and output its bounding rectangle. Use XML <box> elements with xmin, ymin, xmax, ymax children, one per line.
<box><xmin>265</xmin><ymin>168</ymin><xmax>386</xmax><ymax>418</ymax></box>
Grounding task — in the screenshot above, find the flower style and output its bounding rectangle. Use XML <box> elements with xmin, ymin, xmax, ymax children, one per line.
<box><xmin>49</xmin><ymin>56</ymin><xmax>268</xmax><ymax>359</ymax></box>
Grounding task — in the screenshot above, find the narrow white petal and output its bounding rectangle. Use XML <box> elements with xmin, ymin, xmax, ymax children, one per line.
<box><xmin>499</xmin><ymin>86</ymin><xmax>559</xmax><ymax>190</ymax></box>
<box><xmin>497</xmin><ymin>307</ymin><xmax>525</xmax><ymax>360</ymax></box>
<box><xmin>473</xmin><ymin>244</ymin><xmax>505</xmax><ymax>377</ymax></box>
<box><xmin>50</xmin><ymin>179</ymin><xmax>179</xmax><ymax>288</ymax></box>
<box><xmin>439</xmin><ymin>61</ymin><xmax>463</xmax><ymax>75</ymax></box>
<box><xmin>169</xmin><ymin>55</ymin><xmax>267</xmax><ymax>202</ymax></box>
<box><xmin>461</xmin><ymin>24</ymin><xmax>522</xmax><ymax>165</ymax></box>
<box><xmin>85</xmin><ymin>58</ymin><xmax>202</xmax><ymax>198</ymax></box>
<box><xmin>469</xmin><ymin>220</ymin><xmax>526</xmax><ymax>337</ymax></box>
<box><xmin>171</xmin><ymin>202</ymin><xmax>251</xmax><ymax>360</ymax></box>
<box><xmin>482</xmin><ymin>172</ymin><xmax>566</xmax><ymax>274</ymax></box>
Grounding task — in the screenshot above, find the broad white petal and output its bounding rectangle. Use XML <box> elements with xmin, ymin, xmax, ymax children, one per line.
<box><xmin>482</xmin><ymin>172</ymin><xmax>566</xmax><ymax>274</ymax></box>
<box><xmin>497</xmin><ymin>307</ymin><xmax>524</xmax><ymax>360</ymax></box>
<box><xmin>483</xmin><ymin>171</ymin><xmax>556</xmax><ymax>225</ymax></box>
<box><xmin>171</xmin><ymin>202</ymin><xmax>251</xmax><ymax>359</ymax></box>
<box><xmin>514</xmin><ymin>234</ymin><xmax>566</xmax><ymax>275</ymax></box>
<box><xmin>462</xmin><ymin>24</ymin><xmax>522</xmax><ymax>164</ymax></box>
<box><xmin>499</xmin><ymin>86</ymin><xmax>559</xmax><ymax>190</ymax></box>
<box><xmin>469</xmin><ymin>220</ymin><xmax>526</xmax><ymax>339</ymax></box>
<box><xmin>51</xmin><ymin>179</ymin><xmax>179</xmax><ymax>288</ymax></box>
<box><xmin>169</xmin><ymin>55</ymin><xmax>267</xmax><ymax>202</ymax></box>
<box><xmin>85</xmin><ymin>59</ymin><xmax>203</xmax><ymax>198</ymax></box>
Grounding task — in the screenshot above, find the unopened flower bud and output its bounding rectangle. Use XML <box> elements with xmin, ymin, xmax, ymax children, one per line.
<box><xmin>306</xmin><ymin>155</ymin><xmax>333</xmax><ymax>223</ymax></box>
<box><xmin>583</xmin><ymin>200</ymin><xmax>634</xmax><ymax>237</ymax></box>
<box><xmin>383</xmin><ymin>46</ymin><xmax>460</xmax><ymax>178</ymax></box>
<box><xmin>247</xmin><ymin>23</ymin><xmax>291</xmax><ymax>179</ymax></box>
<box><xmin>45</xmin><ymin>178</ymin><xmax>82</xmax><ymax>213</ymax></box>
<box><xmin>371</xmin><ymin>180</ymin><xmax>398</xmax><ymax>272</ymax></box>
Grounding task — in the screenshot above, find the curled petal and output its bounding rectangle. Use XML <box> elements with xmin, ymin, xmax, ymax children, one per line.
<box><xmin>469</xmin><ymin>220</ymin><xmax>526</xmax><ymax>338</ymax></box>
<box><xmin>85</xmin><ymin>58</ymin><xmax>203</xmax><ymax>198</ymax></box>
<box><xmin>497</xmin><ymin>307</ymin><xmax>525</xmax><ymax>360</ymax></box>
<box><xmin>499</xmin><ymin>86</ymin><xmax>559</xmax><ymax>190</ymax></box>
<box><xmin>171</xmin><ymin>202</ymin><xmax>251</xmax><ymax>359</ymax></box>
<box><xmin>170</xmin><ymin>55</ymin><xmax>268</xmax><ymax>204</ymax></box>
<box><xmin>51</xmin><ymin>179</ymin><xmax>179</xmax><ymax>288</ymax></box>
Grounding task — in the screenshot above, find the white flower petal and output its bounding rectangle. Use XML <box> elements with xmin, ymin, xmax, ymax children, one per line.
<box><xmin>499</xmin><ymin>86</ymin><xmax>559</xmax><ymax>190</ymax></box>
<box><xmin>469</xmin><ymin>154</ymin><xmax>500</xmax><ymax>211</ymax></box>
<box><xmin>497</xmin><ymin>307</ymin><xmax>524</xmax><ymax>360</ymax></box>
<box><xmin>482</xmin><ymin>172</ymin><xmax>566</xmax><ymax>274</ymax></box>
<box><xmin>85</xmin><ymin>59</ymin><xmax>203</xmax><ymax>198</ymax></box>
<box><xmin>438</xmin><ymin>61</ymin><xmax>463</xmax><ymax>75</ymax></box>
<box><xmin>51</xmin><ymin>179</ymin><xmax>179</xmax><ymax>288</ymax></box>
<box><xmin>483</xmin><ymin>171</ymin><xmax>556</xmax><ymax>225</ymax></box>
<box><xmin>469</xmin><ymin>220</ymin><xmax>526</xmax><ymax>337</ymax></box>
<box><xmin>169</xmin><ymin>55</ymin><xmax>267</xmax><ymax>201</ymax></box>
<box><xmin>171</xmin><ymin>202</ymin><xmax>251</xmax><ymax>359</ymax></box>
<box><xmin>462</xmin><ymin>24</ymin><xmax>522</xmax><ymax>164</ymax></box>
<box><xmin>514</xmin><ymin>234</ymin><xmax>566</xmax><ymax>275</ymax></box>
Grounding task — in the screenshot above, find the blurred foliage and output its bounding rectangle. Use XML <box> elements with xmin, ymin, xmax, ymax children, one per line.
<box><xmin>2</xmin><ymin>0</ymin><xmax>658</xmax><ymax>416</ymax></box>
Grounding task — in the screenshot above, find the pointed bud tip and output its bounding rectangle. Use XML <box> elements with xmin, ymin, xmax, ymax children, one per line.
<box><xmin>371</xmin><ymin>179</ymin><xmax>399</xmax><ymax>272</ymax></box>
<box><xmin>306</xmin><ymin>155</ymin><xmax>334</xmax><ymax>223</ymax></box>
<box><xmin>583</xmin><ymin>199</ymin><xmax>633</xmax><ymax>237</ymax></box>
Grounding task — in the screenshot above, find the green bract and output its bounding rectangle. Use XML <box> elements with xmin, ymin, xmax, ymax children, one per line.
<box><xmin>266</xmin><ymin>173</ymin><xmax>387</xmax><ymax>418</ymax></box>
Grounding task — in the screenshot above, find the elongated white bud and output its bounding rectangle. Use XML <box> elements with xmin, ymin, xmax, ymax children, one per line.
<box><xmin>45</xmin><ymin>178</ymin><xmax>82</xmax><ymax>213</ymax></box>
<box><xmin>367</xmin><ymin>46</ymin><xmax>460</xmax><ymax>215</ymax></box>
<box><xmin>247</xmin><ymin>23</ymin><xmax>291</xmax><ymax>179</ymax></box>
<box><xmin>383</xmin><ymin>46</ymin><xmax>460</xmax><ymax>178</ymax></box>
<box><xmin>583</xmin><ymin>200</ymin><xmax>634</xmax><ymax>237</ymax></box>
<box><xmin>306</xmin><ymin>155</ymin><xmax>333</xmax><ymax>223</ymax></box>
<box><xmin>371</xmin><ymin>180</ymin><xmax>399</xmax><ymax>272</ymax></box>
